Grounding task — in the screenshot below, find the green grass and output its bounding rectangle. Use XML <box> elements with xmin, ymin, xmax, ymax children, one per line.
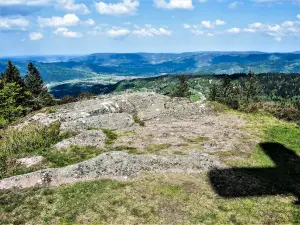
<box><xmin>133</xmin><ymin>115</ymin><xmax>145</xmax><ymax>127</ymax></box>
<box><xmin>0</xmin><ymin>122</ymin><xmax>106</xmax><ymax>179</ymax></box>
<box><xmin>41</xmin><ymin>145</ymin><xmax>106</xmax><ymax>168</ymax></box>
<box><xmin>1</xmin><ymin>107</ymin><xmax>300</xmax><ymax>224</ymax></box>
<box><xmin>0</xmin><ymin>174</ymin><xmax>295</xmax><ymax>224</ymax></box>
<box><xmin>0</xmin><ymin>122</ymin><xmax>73</xmax><ymax>179</ymax></box>
<box><xmin>146</xmin><ymin>144</ymin><xmax>171</xmax><ymax>153</ymax></box>
<box><xmin>102</xmin><ymin>128</ymin><xmax>118</xmax><ymax>145</ymax></box>
<box><xmin>186</xmin><ymin>136</ymin><xmax>210</xmax><ymax>144</ymax></box>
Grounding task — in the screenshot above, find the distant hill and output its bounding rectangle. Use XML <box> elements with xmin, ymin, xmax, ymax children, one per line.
<box><xmin>0</xmin><ymin>52</ymin><xmax>299</xmax><ymax>83</ymax></box>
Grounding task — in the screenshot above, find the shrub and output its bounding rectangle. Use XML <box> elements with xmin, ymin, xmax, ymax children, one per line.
<box><xmin>0</xmin><ymin>122</ymin><xmax>70</xmax><ymax>179</ymax></box>
<box><xmin>59</xmin><ymin>95</ymin><xmax>78</xmax><ymax>105</ymax></box>
<box><xmin>170</xmin><ymin>75</ymin><xmax>190</xmax><ymax>98</ymax></box>
<box><xmin>78</xmin><ymin>92</ymin><xmax>94</xmax><ymax>100</ymax></box>
<box><xmin>0</xmin><ymin>121</ymin><xmax>63</xmax><ymax>156</ymax></box>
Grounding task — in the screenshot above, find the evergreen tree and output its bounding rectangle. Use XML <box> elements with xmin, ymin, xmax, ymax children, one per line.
<box><xmin>1</xmin><ymin>61</ymin><xmax>24</xmax><ymax>86</ymax></box>
<box><xmin>0</xmin><ymin>82</ymin><xmax>24</xmax><ymax>122</ymax></box>
<box><xmin>241</xmin><ymin>71</ymin><xmax>261</xmax><ymax>104</ymax></box>
<box><xmin>24</xmin><ymin>62</ymin><xmax>56</xmax><ymax>110</ymax></box>
<box><xmin>24</xmin><ymin>62</ymin><xmax>44</xmax><ymax>96</ymax></box>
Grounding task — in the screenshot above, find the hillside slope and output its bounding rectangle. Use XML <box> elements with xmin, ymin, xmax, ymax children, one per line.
<box><xmin>1</xmin><ymin>52</ymin><xmax>299</xmax><ymax>83</ymax></box>
<box><xmin>1</xmin><ymin>92</ymin><xmax>300</xmax><ymax>224</ymax></box>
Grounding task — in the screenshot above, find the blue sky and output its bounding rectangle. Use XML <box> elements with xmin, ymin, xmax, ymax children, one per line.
<box><xmin>0</xmin><ymin>0</ymin><xmax>299</xmax><ymax>56</ymax></box>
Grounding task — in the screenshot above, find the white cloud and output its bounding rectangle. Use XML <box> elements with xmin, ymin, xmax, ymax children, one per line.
<box><xmin>133</xmin><ymin>25</ymin><xmax>172</xmax><ymax>37</ymax></box>
<box><xmin>244</xmin><ymin>28</ymin><xmax>256</xmax><ymax>33</ymax></box>
<box><xmin>38</xmin><ymin>14</ymin><xmax>80</xmax><ymax>27</ymax></box>
<box><xmin>215</xmin><ymin>19</ymin><xmax>226</xmax><ymax>26</ymax></box>
<box><xmin>183</xmin><ymin>23</ymin><xmax>191</xmax><ymax>29</ymax></box>
<box><xmin>54</xmin><ymin>27</ymin><xmax>82</xmax><ymax>38</ymax></box>
<box><xmin>249</xmin><ymin>22</ymin><xmax>263</xmax><ymax>29</ymax></box>
<box><xmin>275</xmin><ymin>37</ymin><xmax>282</xmax><ymax>41</ymax></box>
<box><xmin>282</xmin><ymin>21</ymin><xmax>294</xmax><ymax>27</ymax></box>
<box><xmin>0</xmin><ymin>17</ymin><xmax>29</xmax><ymax>30</ymax></box>
<box><xmin>191</xmin><ymin>29</ymin><xmax>204</xmax><ymax>35</ymax></box>
<box><xmin>56</xmin><ymin>0</ymin><xmax>90</xmax><ymax>14</ymax></box>
<box><xmin>29</xmin><ymin>32</ymin><xmax>43</xmax><ymax>40</ymax></box>
<box><xmin>227</xmin><ymin>27</ymin><xmax>240</xmax><ymax>33</ymax></box>
<box><xmin>154</xmin><ymin>0</ymin><xmax>194</xmax><ymax>10</ymax></box>
<box><xmin>207</xmin><ymin>32</ymin><xmax>214</xmax><ymax>36</ymax></box>
<box><xmin>95</xmin><ymin>0</ymin><xmax>139</xmax><ymax>16</ymax></box>
<box><xmin>244</xmin><ymin>19</ymin><xmax>300</xmax><ymax>41</ymax></box>
<box><xmin>297</xmin><ymin>14</ymin><xmax>300</xmax><ymax>20</ymax></box>
<box><xmin>106</xmin><ymin>28</ymin><xmax>130</xmax><ymax>38</ymax></box>
<box><xmin>268</xmin><ymin>24</ymin><xmax>280</xmax><ymax>32</ymax></box>
<box><xmin>202</xmin><ymin>20</ymin><xmax>213</xmax><ymax>28</ymax></box>
<box><xmin>0</xmin><ymin>0</ymin><xmax>51</xmax><ymax>6</ymax></box>
<box><xmin>229</xmin><ymin>1</ymin><xmax>242</xmax><ymax>9</ymax></box>
<box><xmin>82</xmin><ymin>19</ymin><xmax>95</xmax><ymax>26</ymax></box>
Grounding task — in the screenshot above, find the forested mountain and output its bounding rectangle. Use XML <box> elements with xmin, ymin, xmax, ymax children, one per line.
<box><xmin>0</xmin><ymin>52</ymin><xmax>299</xmax><ymax>83</ymax></box>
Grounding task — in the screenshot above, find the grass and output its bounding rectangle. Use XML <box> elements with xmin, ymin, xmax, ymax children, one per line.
<box><xmin>0</xmin><ymin>174</ymin><xmax>296</xmax><ymax>224</ymax></box>
<box><xmin>186</xmin><ymin>136</ymin><xmax>210</xmax><ymax>144</ymax></box>
<box><xmin>1</xmin><ymin>106</ymin><xmax>300</xmax><ymax>224</ymax></box>
<box><xmin>0</xmin><ymin>122</ymin><xmax>106</xmax><ymax>179</ymax></box>
<box><xmin>146</xmin><ymin>144</ymin><xmax>171</xmax><ymax>153</ymax></box>
<box><xmin>133</xmin><ymin>115</ymin><xmax>145</xmax><ymax>127</ymax></box>
<box><xmin>0</xmin><ymin>122</ymin><xmax>72</xmax><ymax>179</ymax></box>
<box><xmin>41</xmin><ymin>146</ymin><xmax>106</xmax><ymax>168</ymax></box>
<box><xmin>102</xmin><ymin>128</ymin><xmax>118</xmax><ymax>145</ymax></box>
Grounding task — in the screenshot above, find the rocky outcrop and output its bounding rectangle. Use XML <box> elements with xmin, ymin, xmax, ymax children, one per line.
<box><xmin>1</xmin><ymin>92</ymin><xmax>252</xmax><ymax>190</ymax></box>
<box><xmin>16</xmin><ymin>156</ymin><xmax>45</xmax><ymax>168</ymax></box>
<box><xmin>0</xmin><ymin>151</ymin><xmax>220</xmax><ymax>190</ymax></box>
<box><xmin>55</xmin><ymin>130</ymin><xmax>106</xmax><ymax>150</ymax></box>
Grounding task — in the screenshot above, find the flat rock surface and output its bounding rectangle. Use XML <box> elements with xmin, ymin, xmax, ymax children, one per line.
<box><xmin>0</xmin><ymin>152</ymin><xmax>220</xmax><ymax>190</ymax></box>
<box><xmin>16</xmin><ymin>156</ymin><xmax>45</xmax><ymax>168</ymax></box>
<box><xmin>55</xmin><ymin>130</ymin><xmax>106</xmax><ymax>150</ymax></box>
<box><xmin>2</xmin><ymin>92</ymin><xmax>255</xmax><ymax>190</ymax></box>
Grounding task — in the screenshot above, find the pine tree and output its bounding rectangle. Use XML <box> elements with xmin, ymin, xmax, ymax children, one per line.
<box><xmin>24</xmin><ymin>62</ymin><xmax>44</xmax><ymax>96</ymax></box>
<box><xmin>242</xmin><ymin>71</ymin><xmax>261</xmax><ymax>104</ymax></box>
<box><xmin>1</xmin><ymin>61</ymin><xmax>24</xmax><ymax>86</ymax></box>
<box><xmin>24</xmin><ymin>62</ymin><xmax>56</xmax><ymax>109</ymax></box>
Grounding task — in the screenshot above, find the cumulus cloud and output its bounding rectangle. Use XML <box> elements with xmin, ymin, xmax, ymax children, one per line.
<box><xmin>38</xmin><ymin>14</ymin><xmax>80</xmax><ymax>27</ymax></box>
<box><xmin>95</xmin><ymin>0</ymin><xmax>139</xmax><ymax>16</ymax></box>
<box><xmin>191</xmin><ymin>30</ymin><xmax>204</xmax><ymax>35</ymax></box>
<box><xmin>0</xmin><ymin>17</ymin><xmax>29</xmax><ymax>30</ymax></box>
<box><xmin>132</xmin><ymin>24</ymin><xmax>172</xmax><ymax>37</ymax></box>
<box><xmin>202</xmin><ymin>20</ymin><xmax>213</xmax><ymax>28</ymax></box>
<box><xmin>297</xmin><ymin>14</ymin><xmax>300</xmax><ymax>20</ymax></box>
<box><xmin>54</xmin><ymin>27</ymin><xmax>82</xmax><ymax>38</ymax></box>
<box><xmin>184</xmin><ymin>19</ymin><xmax>226</xmax><ymax>35</ymax></box>
<box><xmin>228</xmin><ymin>1</ymin><xmax>242</xmax><ymax>9</ymax></box>
<box><xmin>106</xmin><ymin>28</ymin><xmax>130</xmax><ymax>38</ymax></box>
<box><xmin>29</xmin><ymin>32</ymin><xmax>43</xmax><ymax>40</ymax></box>
<box><xmin>215</xmin><ymin>19</ymin><xmax>226</xmax><ymax>26</ymax></box>
<box><xmin>0</xmin><ymin>0</ymin><xmax>51</xmax><ymax>6</ymax></box>
<box><xmin>153</xmin><ymin>0</ymin><xmax>194</xmax><ymax>10</ymax></box>
<box><xmin>227</xmin><ymin>27</ymin><xmax>240</xmax><ymax>33</ymax></box>
<box><xmin>56</xmin><ymin>0</ymin><xmax>90</xmax><ymax>14</ymax></box>
<box><xmin>282</xmin><ymin>21</ymin><xmax>294</xmax><ymax>27</ymax></box>
<box><xmin>82</xmin><ymin>19</ymin><xmax>95</xmax><ymax>26</ymax></box>
<box><xmin>243</xmin><ymin>19</ymin><xmax>300</xmax><ymax>41</ymax></box>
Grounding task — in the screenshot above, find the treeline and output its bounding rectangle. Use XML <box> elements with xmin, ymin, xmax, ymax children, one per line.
<box><xmin>0</xmin><ymin>61</ymin><xmax>55</xmax><ymax>127</ymax></box>
<box><xmin>205</xmin><ymin>72</ymin><xmax>300</xmax><ymax>124</ymax></box>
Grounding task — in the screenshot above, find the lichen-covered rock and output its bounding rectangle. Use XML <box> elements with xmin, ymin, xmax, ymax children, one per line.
<box><xmin>16</xmin><ymin>156</ymin><xmax>45</xmax><ymax>168</ymax></box>
<box><xmin>0</xmin><ymin>151</ymin><xmax>221</xmax><ymax>190</ymax></box>
<box><xmin>55</xmin><ymin>130</ymin><xmax>106</xmax><ymax>150</ymax></box>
